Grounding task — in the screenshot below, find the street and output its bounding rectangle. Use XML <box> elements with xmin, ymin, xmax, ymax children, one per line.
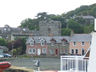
<box><xmin>8</xmin><ymin>57</ymin><xmax>60</xmax><ymax>70</ymax></box>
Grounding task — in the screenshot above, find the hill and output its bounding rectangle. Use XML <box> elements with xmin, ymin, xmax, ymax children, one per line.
<box><xmin>20</xmin><ymin>3</ymin><xmax>96</xmax><ymax>36</ymax></box>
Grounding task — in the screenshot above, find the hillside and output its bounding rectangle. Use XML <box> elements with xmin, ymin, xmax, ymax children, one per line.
<box><xmin>64</xmin><ymin>3</ymin><xmax>96</xmax><ymax>18</ymax></box>
<box><xmin>20</xmin><ymin>3</ymin><xmax>96</xmax><ymax>36</ymax></box>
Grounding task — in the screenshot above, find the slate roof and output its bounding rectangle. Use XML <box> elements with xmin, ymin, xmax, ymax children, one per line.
<box><xmin>70</xmin><ymin>34</ymin><xmax>92</xmax><ymax>42</ymax></box>
<box><xmin>81</xmin><ymin>15</ymin><xmax>95</xmax><ymax>19</ymax></box>
<box><xmin>26</xmin><ymin>34</ymin><xmax>92</xmax><ymax>44</ymax></box>
<box><xmin>26</xmin><ymin>36</ymin><xmax>70</xmax><ymax>44</ymax></box>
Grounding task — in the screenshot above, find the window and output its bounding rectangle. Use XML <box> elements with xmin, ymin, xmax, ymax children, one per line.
<box><xmin>75</xmin><ymin>49</ymin><xmax>78</xmax><ymax>54</ymax></box>
<box><xmin>4</xmin><ymin>28</ymin><xmax>6</xmax><ymax>31</ymax></box>
<box><xmin>28</xmin><ymin>48</ymin><xmax>32</xmax><ymax>54</ymax></box>
<box><xmin>82</xmin><ymin>42</ymin><xmax>84</xmax><ymax>46</ymax></box>
<box><xmin>28</xmin><ymin>48</ymin><xmax>36</xmax><ymax>54</ymax></box>
<box><xmin>30</xmin><ymin>42</ymin><xmax>34</xmax><ymax>46</ymax></box>
<box><xmin>49</xmin><ymin>49</ymin><xmax>54</xmax><ymax>54</ymax></box>
<box><xmin>41</xmin><ymin>39</ymin><xmax>45</xmax><ymax>46</ymax></box>
<box><xmin>73</xmin><ymin>42</ymin><xmax>76</xmax><ymax>46</ymax></box>
<box><xmin>82</xmin><ymin>48</ymin><xmax>85</xmax><ymax>55</ymax></box>
<box><xmin>30</xmin><ymin>39</ymin><xmax>34</xmax><ymax>46</ymax></box>
<box><xmin>51</xmin><ymin>42</ymin><xmax>54</xmax><ymax>46</ymax></box>
<box><xmin>71</xmin><ymin>49</ymin><xmax>74</xmax><ymax>54</ymax></box>
<box><xmin>62</xmin><ymin>42</ymin><xmax>66</xmax><ymax>46</ymax></box>
<box><xmin>42</xmin><ymin>48</ymin><xmax>47</xmax><ymax>54</ymax></box>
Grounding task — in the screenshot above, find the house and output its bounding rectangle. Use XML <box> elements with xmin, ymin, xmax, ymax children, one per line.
<box><xmin>26</xmin><ymin>36</ymin><xmax>69</xmax><ymax>56</ymax></box>
<box><xmin>0</xmin><ymin>46</ymin><xmax>8</xmax><ymax>55</ymax></box>
<box><xmin>26</xmin><ymin>34</ymin><xmax>92</xmax><ymax>56</ymax></box>
<box><xmin>69</xmin><ymin>34</ymin><xmax>91</xmax><ymax>55</ymax></box>
<box><xmin>75</xmin><ymin>15</ymin><xmax>95</xmax><ymax>25</ymax></box>
<box><xmin>0</xmin><ymin>25</ymin><xmax>37</xmax><ymax>40</ymax></box>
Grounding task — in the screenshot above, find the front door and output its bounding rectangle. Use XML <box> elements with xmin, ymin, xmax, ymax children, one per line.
<box><xmin>55</xmin><ymin>49</ymin><xmax>58</xmax><ymax>55</ymax></box>
<box><xmin>37</xmin><ymin>49</ymin><xmax>41</xmax><ymax>55</ymax></box>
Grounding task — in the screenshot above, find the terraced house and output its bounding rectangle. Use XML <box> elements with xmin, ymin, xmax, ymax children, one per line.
<box><xmin>26</xmin><ymin>34</ymin><xmax>92</xmax><ymax>56</ymax></box>
<box><xmin>26</xmin><ymin>36</ymin><xmax>69</xmax><ymax>56</ymax></box>
<box><xmin>69</xmin><ymin>34</ymin><xmax>91</xmax><ymax>55</ymax></box>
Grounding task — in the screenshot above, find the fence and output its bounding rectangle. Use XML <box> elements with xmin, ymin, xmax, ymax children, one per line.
<box><xmin>60</xmin><ymin>56</ymin><xmax>88</xmax><ymax>72</ymax></box>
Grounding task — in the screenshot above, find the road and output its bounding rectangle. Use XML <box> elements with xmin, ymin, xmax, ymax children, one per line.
<box><xmin>8</xmin><ymin>57</ymin><xmax>60</xmax><ymax>70</ymax></box>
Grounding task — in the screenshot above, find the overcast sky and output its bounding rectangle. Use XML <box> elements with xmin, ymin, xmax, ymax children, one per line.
<box><xmin>0</xmin><ymin>0</ymin><xmax>96</xmax><ymax>27</ymax></box>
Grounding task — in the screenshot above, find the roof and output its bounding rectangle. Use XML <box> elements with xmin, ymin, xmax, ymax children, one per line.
<box><xmin>70</xmin><ymin>34</ymin><xmax>92</xmax><ymax>42</ymax></box>
<box><xmin>82</xmin><ymin>15</ymin><xmax>95</xmax><ymax>19</ymax></box>
<box><xmin>26</xmin><ymin>36</ymin><xmax>70</xmax><ymax>44</ymax></box>
<box><xmin>26</xmin><ymin>34</ymin><xmax>92</xmax><ymax>44</ymax></box>
<box><xmin>0</xmin><ymin>46</ymin><xmax>8</xmax><ymax>50</ymax></box>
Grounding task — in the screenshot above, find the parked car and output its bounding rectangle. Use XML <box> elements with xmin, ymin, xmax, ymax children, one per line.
<box><xmin>0</xmin><ymin>55</ymin><xmax>4</xmax><ymax>58</ymax></box>
<box><xmin>3</xmin><ymin>54</ymin><xmax>12</xmax><ymax>58</ymax></box>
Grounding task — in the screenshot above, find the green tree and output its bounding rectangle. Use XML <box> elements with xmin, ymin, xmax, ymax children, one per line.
<box><xmin>84</xmin><ymin>24</ymin><xmax>94</xmax><ymax>33</ymax></box>
<box><xmin>0</xmin><ymin>38</ymin><xmax>7</xmax><ymax>46</ymax></box>
<box><xmin>61</xmin><ymin>28</ymin><xmax>72</xmax><ymax>36</ymax></box>
<box><xmin>68</xmin><ymin>19</ymin><xmax>84</xmax><ymax>33</ymax></box>
<box><xmin>36</xmin><ymin>12</ymin><xmax>48</xmax><ymax>20</ymax></box>
<box><xmin>20</xmin><ymin>18</ymin><xmax>39</xmax><ymax>30</ymax></box>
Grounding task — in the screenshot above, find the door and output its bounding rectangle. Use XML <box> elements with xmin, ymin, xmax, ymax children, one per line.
<box><xmin>37</xmin><ymin>49</ymin><xmax>41</xmax><ymax>55</ymax></box>
<box><xmin>55</xmin><ymin>49</ymin><xmax>58</xmax><ymax>55</ymax></box>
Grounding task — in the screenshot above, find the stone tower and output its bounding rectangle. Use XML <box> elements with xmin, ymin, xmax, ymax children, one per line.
<box><xmin>39</xmin><ymin>19</ymin><xmax>61</xmax><ymax>36</ymax></box>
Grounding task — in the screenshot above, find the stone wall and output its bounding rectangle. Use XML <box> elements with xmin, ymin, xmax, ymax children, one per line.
<box><xmin>39</xmin><ymin>19</ymin><xmax>61</xmax><ymax>36</ymax></box>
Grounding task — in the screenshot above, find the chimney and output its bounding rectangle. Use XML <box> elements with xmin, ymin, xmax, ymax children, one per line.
<box><xmin>94</xmin><ymin>19</ymin><xmax>96</xmax><ymax>31</ymax></box>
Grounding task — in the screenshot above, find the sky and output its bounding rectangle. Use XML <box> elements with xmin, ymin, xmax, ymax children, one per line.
<box><xmin>0</xmin><ymin>0</ymin><xmax>96</xmax><ymax>27</ymax></box>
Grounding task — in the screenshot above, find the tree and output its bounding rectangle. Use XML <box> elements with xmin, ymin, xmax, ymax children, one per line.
<box><xmin>0</xmin><ymin>38</ymin><xmax>7</xmax><ymax>46</ymax></box>
<box><xmin>36</xmin><ymin>12</ymin><xmax>48</xmax><ymax>20</ymax></box>
<box><xmin>61</xmin><ymin>28</ymin><xmax>72</xmax><ymax>36</ymax></box>
<box><xmin>84</xmin><ymin>24</ymin><xmax>94</xmax><ymax>33</ymax></box>
<box><xmin>68</xmin><ymin>19</ymin><xmax>84</xmax><ymax>33</ymax></box>
<box><xmin>7</xmin><ymin>38</ymin><xmax>26</xmax><ymax>55</ymax></box>
<box><xmin>20</xmin><ymin>18</ymin><xmax>39</xmax><ymax>30</ymax></box>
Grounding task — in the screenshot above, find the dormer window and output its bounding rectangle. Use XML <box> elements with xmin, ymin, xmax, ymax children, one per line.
<box><xmin>4</xmin><ymin>28</ymin><xmax>6</xmax><ymax>31</ymax></box>
<box><xmin>40</xmin><ymin>39</ymin><xmax>45</xmax><ymax>46</ymax></box>
<box><xmin>51</xmin><ymin>42</ymin><xmax>54</xmax><ymax>46</ymax></box>
<box><xmin>50</xmin><ymin>38</ymin><xmax>56</xmax><ymax>46</ymax></box>
<box><xmin>23</xmin><ymin>28</ymin><xmax>26</xmax><ymax>31</ymax></box>
<box><xmin>30</xmin><ymin>39</ymin><xmax>35</xmax><ymax>46</ymax></box>
<box><xmin>61</xmin><ymin>38</ymin><xmax>68</xmax><ymax>46</ymax></box>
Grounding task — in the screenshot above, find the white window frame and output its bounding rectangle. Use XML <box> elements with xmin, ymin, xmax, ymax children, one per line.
<box><xmin>51</xmin><ymin>42</ymin><xmax>54</xmax><ymax>46</ymax></box>
<box><xmin>28</xmin><ymin>48</ymin><xmax>32</xmax><ymax>54</ymax></box>
<box><xmin>73</xmin><ymin>42</ymin><xmax>76</xmax><ymax>46</ymax></box>
<box><xmin>82</xmin><ymin>42</ymin><xmax>85</xmax><ymax>46</ymax></box>
<box><xmin>62</xmin><ymin>41</ymin><xmax>66</xmax><ymax>46</ymax></box>
<box><xmin>40</xmin><ymin>39</ymin><xmax>45</xmax><ymax>46</ymax></box>
<box><xmin>32</xmin><ymin>48</ymin><xmax>36</xmax><ymax>54</ymax></box>
<box><xmin>42</xmin><ymin>48</ymin><xmax>47</xmax><ymax>54</ymax></box>
<box><xmin>28</xmin><ymin>48</ymin><xmax>36</xmax><ymax>54</ymax></box>
<box><xmin>30</xmin><ymin>39</ymin><xmax>34</xmax><ymax>46</ymax></box>
<box><xmin>41</xmin><ymin>41</ymin><xmax>45</xmax><ymax>46</ymax></box>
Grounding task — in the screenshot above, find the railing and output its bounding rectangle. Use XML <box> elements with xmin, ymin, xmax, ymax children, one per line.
<box><xmin>60</xmin><ymin>56</ymin><xmax>88</xmax><ymax>72</ymax></box>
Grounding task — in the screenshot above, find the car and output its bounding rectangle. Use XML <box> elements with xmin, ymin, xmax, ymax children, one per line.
<box><xmin>3</xmin><ymin>54</ymin><xmax>12</xmax><ymax>58</ymax></box>
<box><xmin>0</xmin><ymin>55</ymin><xmax>4</xmax><ymax>58</ymax></box>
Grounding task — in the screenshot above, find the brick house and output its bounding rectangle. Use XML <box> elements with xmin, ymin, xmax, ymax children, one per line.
<box><xmin>69</xmin><ymin>34</ymin><xmax>91</xmax><ymax>55</ymax></box>
<box><xmin>26</xmin><ymin>34</ymin><xmax>92</xmax><ymax>56</ymax></box>
<box><xmin>26</xmin><ymin>36</ymin><xmax>69</xmax><ymax>56</ymax></box>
